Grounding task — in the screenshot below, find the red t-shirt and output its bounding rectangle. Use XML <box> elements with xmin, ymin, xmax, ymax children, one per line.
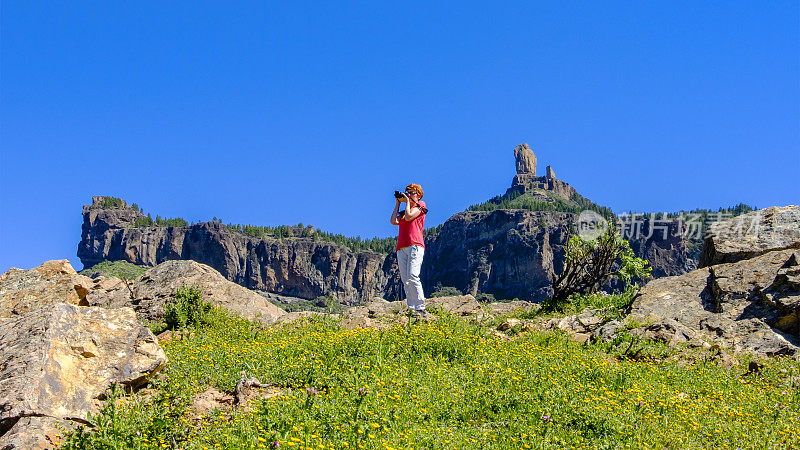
<box><xmin>396</xmin><ymin>200</ymin><xmax>426</xmax><ymax>251</ymax></box>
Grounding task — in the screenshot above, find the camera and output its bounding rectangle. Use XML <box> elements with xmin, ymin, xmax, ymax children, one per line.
<box><xmin>394</xmin><ymin>190</ymin><xmax>405</xmax><ymax>199</ymax></box>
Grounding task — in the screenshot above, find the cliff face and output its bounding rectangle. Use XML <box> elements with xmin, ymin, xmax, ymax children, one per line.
<box><xmin>79</xmin><ymin>142</ymin><xmax>696</xmax><ymax>303</ymax></box>
<box><xmin>421</xmin><ymin>210</ymin><xmax>571</xmax><ymax>300</ymax></box>
<box><xmin>420</xmin><ymin>209</ymin><xmax>693</xmax><ymax>301</ymax></box>
<box><xmin>77</xmin><ymin>197</ymin><xmax>400</xmax><ymax>303</ymax></box>
<box><xmin>625</xmin><ymin>216</ymin><xmax>696</xmax><ymax>277</ymax></box>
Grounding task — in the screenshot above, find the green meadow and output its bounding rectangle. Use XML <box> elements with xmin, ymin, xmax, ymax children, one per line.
<box><xmin>61</xmin><ymin>308</ymin><xmax>800</xmax><ymax>449</ymax></box>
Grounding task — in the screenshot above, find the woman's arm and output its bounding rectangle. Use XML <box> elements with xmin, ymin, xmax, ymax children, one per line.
<box><xmin>403</xmin><ymin>205</ymin><xmax>421</xmax><ymax>222</ymax></box>
<box><xmin>390</xmin><ymin>199</ymin><xmax>401</xmax><ymax>225</ymax></box>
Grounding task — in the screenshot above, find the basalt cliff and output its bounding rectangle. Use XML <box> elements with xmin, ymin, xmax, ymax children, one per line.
<box><xmin>78</xmin><ymin>144</ymin><xmax>693</xmax><ymax>303</ymax></box>
<box><xmin>420</xmin><ymin>144</ymin><xmax>693</xmax><ymax>299</ymax></box>
<box><xmin>78</xmin><ymin>204</ymin><xmax>402</xmax><ymax>303</ymax></box>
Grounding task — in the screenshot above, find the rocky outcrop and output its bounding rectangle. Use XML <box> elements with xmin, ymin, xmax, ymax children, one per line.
<box><xmin>89</xmin><ymin>260</ymin><xmax>286</xmax><ymax>325</ymax></box>
<box><xmin>0</xmin><ymin>260</ymin><xmax>93</xmax><ymax>320</ymax></box>
<box><xmin>514</xmin><ymin>143</ymin><xmax>537</xmax><ymax>176</ymax></box>
<box><xmin>338</xmin><ymin>295</ymin><xmax>489</xmax><ymax>329</ymax></box>
<box><xmin>422</xmin><ymin>210</ymin><xmax>571</xmax><ymax>301</ymax></box>
<box><xmin>422</xmin><ymin>209</ymin><xmax>692</xmax><ymax>301</ymax></box>
<box><xmin>624</xmin><ymin>207</ymin><xmax>800</xmax><ymax>357</ymax></box>
<box><xmin>700</xmin><ymin>205</ymin><xmax>800</xmax><ymax>267</ymax></box>
<box><xmin>0</xmin><ymin>303</ymin><xmax>166</xmax><ymax>449</ymax></box>
<box><xmin>486</xmin><ymin>300</ymin><xmax>540</xmax><ymax>316</ymax></box>
<box><xmin>427</xmin><ymin>294</ymin><xmax>485</xmax><ymax>319</ymax></box>
<box><xmin>78</xmin><ymin>196</ymin><xmax>400</xmax><ymax>303</ymax></box>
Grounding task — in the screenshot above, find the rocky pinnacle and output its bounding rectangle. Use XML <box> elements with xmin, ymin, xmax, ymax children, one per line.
<box><xmin>514</xmin><ymin>143</ymin><xmax>537</xmax><ymax>176</ymax></box>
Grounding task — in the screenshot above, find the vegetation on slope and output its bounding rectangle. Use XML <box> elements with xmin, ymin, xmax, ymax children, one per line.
<box><xmin>79</xmin><ymin>260</ymin><xmax>149</xmax><ymax>281</ymax></box>
<box><xmin>95</xmin><ymin>195</ymin><xmax>757</xmax><ymax>257</ymax></box>
<box><xmin>225</xmin><ymin>222</ymin><xmax>443</xmax><ymax>254</ymax></box>
<box><xmin>468</xmin><ymin>190</ymin><xmax>615</xmax><ymax>220</ymax></box>
<box><xmin>133</xmin><ymin>214</ymin><xmax>190</xmax><ymax>228</ymax></box>
<box><xmin>98</xmin><ymin>198</ymin><xmax>441</xmax><ymax>254</ymax></box>
<box><xmin>61</xmin><ymin>306</ymin><xmax>800</xmax><ymax>449</ymax></box>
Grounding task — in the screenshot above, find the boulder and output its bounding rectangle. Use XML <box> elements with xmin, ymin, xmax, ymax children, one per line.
<box><xmin>0</xmin><ymin>416</ymin><xmax>67</xmax><ymax>450</ymax></box>
<box><xmin>545</xmin><ymin>308</ymin><xmax>609</xmax><ymax>335</ymax></box>
<box><xmin>486</xmin><ymin>300</ymin><xmax>539</xmax><ymax>316</ymax></box>
<box><xmin>700</xmin><ymin>206</ymin><xmax>800</xmax><ymax>267</ymax></box>
<box><xmin>341</xmin><ymin>298</ymin><xmax>405</xmax><ymax>320</ymax></box>
<box><xmin>708</xmin><ymin>249</ymin><xmax>795</xmax><ymax>313</ymax></box>
<box><xmin>0</xmin><ymin>303</ymin><xmax>166</xmax><ymax>449</ymax></box>
<box><xmin>498</xmin><ymin>318</ymin><xmax>522</xmax><ymax>331</ymax></box>
<box><xmin>628</xmin><ymin>249</ymin><xmax>800</xmax><ymax>356</ymax></box>
<box><xmin>0</xmin><ymin>260</ymin><xmax>94</xmax><ymax>320</ymax></box>
<box><xmin>593</xmin><ymin>320</ymin><xmax>624</xmax><ymax>342</ymax></box>
<box><xmin>340</xmin><ymin>298</ymin><xmax>408</xmax><ymax>329</ymax></box>
<box><xmin>87</xmin><ymin>260</ymin><xmax>286</xmax><ymax>325</ymax></box>
<box><xmin>426</xmin><ymin>295</ymin><xmax>483</xmax><ymax>319</ymax></box>
<box><xmin>758</xmin><ymin>252</ymin><xmax>800</xmax><ymax>335</ymax></box>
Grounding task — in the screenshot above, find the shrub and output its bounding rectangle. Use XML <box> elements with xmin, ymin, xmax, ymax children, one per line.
<box><xmin>133</xmin><ymin>214</ymin><xmax>189</xmax><ymax>228</ymax></box>
<box><xmin>98</xmin><ymin>196</ymin><xmax>126</xmax><ymax>208</ymax></box>
<box><xmin>475</xmin><ymin>292</ymin><xmax>496</xmax><ymax>303</ymax></box>
<box><xmin>163</xmin><ymin>285</ymin><xmax>212</xmax><ymax>330</ymax></box>
<box><xmin>467</xmin><ymin>190</ymin><xmax>614</xmax><ymax>219</ymax></box>
<box><xmin>548</xmin><ymin>226</ymin><xmax>651</xmax><ymax>311</ymax></box>
<box><xmin>542</xmin><ymin>285</ymin><xmax>638</xmax><ymax>317</ymax></box>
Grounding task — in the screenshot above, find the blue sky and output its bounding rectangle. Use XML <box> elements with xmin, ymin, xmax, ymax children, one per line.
<box><xmin>1</xmin><ymin>1</ymin><xmax>798</xmax><ymax>272</ymax></box>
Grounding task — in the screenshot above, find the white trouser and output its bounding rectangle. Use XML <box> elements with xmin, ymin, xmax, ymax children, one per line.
<box><xmin>397</xmin><ymin>245</ymin><xmax>426</xmax><ymax>312</ymax></box>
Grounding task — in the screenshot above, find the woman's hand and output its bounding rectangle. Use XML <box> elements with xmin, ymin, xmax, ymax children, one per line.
<box><xmin>390</xmin><ymin>197</ymin><xmax>402</xmax><ymax>225</ymax></box>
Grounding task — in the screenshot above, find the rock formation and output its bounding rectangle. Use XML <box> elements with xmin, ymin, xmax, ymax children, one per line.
<box><xmin>622</xmin><ymin>215</ymin><xmax>696</xmax><ymax>278</ymax></box>
<box><xmin>0</xmin><ymin>303</ymin><xmax>166</xmax><ymax>449</ymax></box>
<box><xmin>514</xmin><ymin>143</ymin><xmax>537</xmax><ymax>176</ymax></box>
<box><xmin>338</xmin><ymin>295</ymin><xmax>487</xmax><ymax>330</ymax></box>
<box><xmin>78</xmin><ymin>197</ymin><xmax>400</xmax><ymax>303</ymax></box>
<box><xmin>422</xmin><ymin>210</ymin><xmax>571</xmax><ymax>300</ymax></box>
<box><xmin>0</xmin><ymin>260</ymin><xmax>93</xmax><ymax>320</ymax></box>
<box><xmin>88</xmin><ymin>260</ymin><xmax>286</xmax><ymax>325</ymax></box>
<box><xmin>622</xmin><ymin>207</ymin><xmax>800</xmax><ymax>356</ymax></box>
<box><xmin>700</xmin><ymin>205</ymin><xmax>800</xmax><ymax>267</ymax></box>
<box><xmin>421</xmin><ymin>208</ymin><xmax>692</xmax><ymax>301</ymax></box>
<box><xmin>506</xmin><ymin>144</ymin><xmax>583</xmax><ymax>201</ymax></box>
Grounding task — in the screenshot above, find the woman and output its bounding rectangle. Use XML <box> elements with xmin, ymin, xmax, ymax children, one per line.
<box><xmin>390</xmin><ymin>183</ymin><xmax>427</xmax><ymax>317</ymax></box>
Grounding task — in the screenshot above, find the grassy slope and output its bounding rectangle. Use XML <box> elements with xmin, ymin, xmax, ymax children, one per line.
<box><xmin>60</xmin><ymin>305</ymin><xmax>800</xmax><ymax>450</ymax></box>
<box><xmin>79</xmin><ymin>260</ymin><xmax>149</xmax><ymax>280</ymax></box>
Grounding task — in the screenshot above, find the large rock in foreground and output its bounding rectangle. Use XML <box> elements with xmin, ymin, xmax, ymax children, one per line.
<box><xmin>0</xmin><ymin>260</ymin><xmax>94</xmax><ymax>320</ymax></box>
<box><xmin>0</xmin><ymin>303</ymin><xmax>166</xmax><ymax>449</ymax></box>
<box><xmin>629</xmin><ymin>249</ymin><xmax>800</xmax><ymax>356</ymax></box>
<box><xmin>89</xmin><ymin>260</ymin><xmax>287</xmax><ymax>325</ymax></box>
<box><xmin>700</xmin><ymin>205</ymin><xmax>800</xmax><ymax>267</ymax></box>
